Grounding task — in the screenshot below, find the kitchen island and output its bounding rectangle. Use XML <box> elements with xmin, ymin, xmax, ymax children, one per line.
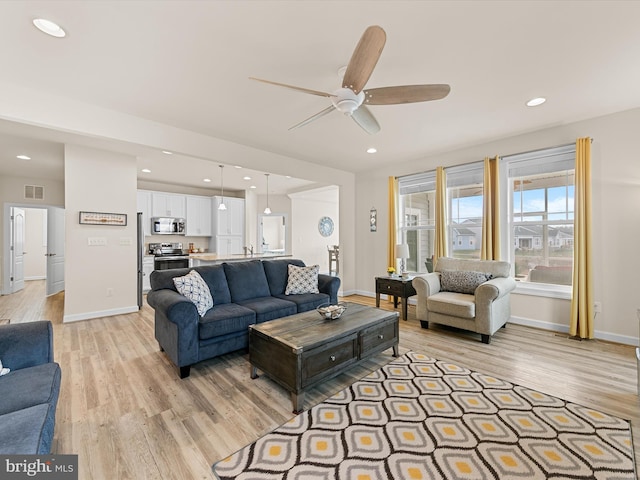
<box><xmin>189</xmin><ymin>252</ymin><xmax>291</xmax><ymax>267</ymax></box>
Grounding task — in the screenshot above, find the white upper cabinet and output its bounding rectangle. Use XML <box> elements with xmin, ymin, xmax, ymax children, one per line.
<box><xmin>185</xmin><ymin>195</ymin><xmax>212</xmax><ymax>236</ymax></box>
<box><xmin>151</xmin><ymin>192</ymin><xmax>186</xmax><ymax>218</ymax></box>
<box><xmin>213</xmin><ymin>196</ymin><xmax>244</xmax><ymax>236</ymax></box>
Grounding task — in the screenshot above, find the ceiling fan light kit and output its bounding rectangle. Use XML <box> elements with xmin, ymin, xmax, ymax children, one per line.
<box><xmin>250</xmin><ymin>25</ymin><xmax>450</xmax><ymax>135</ymax></box>
<box><xmin>331</xmin><ymin>88</ymin><xmax>365</xmax><ymax>115</ymax></box>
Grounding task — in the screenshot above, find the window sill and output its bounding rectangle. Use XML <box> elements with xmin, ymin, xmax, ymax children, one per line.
<box><xmin>514</xmin><ymin>281</ymin><xmax>571</xmax><ymax>300</ymax></box>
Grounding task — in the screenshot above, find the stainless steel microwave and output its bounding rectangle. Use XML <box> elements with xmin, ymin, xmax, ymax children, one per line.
<box><xmin>150</xmin><ymin>217</ymin><xmax>185</xmax><ymax>235</ymax></box>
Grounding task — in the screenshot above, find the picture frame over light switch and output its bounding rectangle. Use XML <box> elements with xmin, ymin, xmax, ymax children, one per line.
<box><xmin>370</xmin><ymin>207</ymin><xmax>377</xmax><ymax>232</ymax></box>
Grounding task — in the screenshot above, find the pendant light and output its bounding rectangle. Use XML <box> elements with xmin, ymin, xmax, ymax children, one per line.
<box><xmin>264</xmin><ymin>173</ymin><xmax>272</xmax><ymax>215</ymax></box>
<box><xmin>218</xmin><ymin>165</ymin><xmax>227</xmax><ymax>210</ymax></box>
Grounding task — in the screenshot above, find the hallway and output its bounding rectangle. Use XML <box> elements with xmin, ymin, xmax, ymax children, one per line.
<box><xmin>0</xmin><ymin>279</ymin><xmax>64</xmax><ymax>324</ymax></box>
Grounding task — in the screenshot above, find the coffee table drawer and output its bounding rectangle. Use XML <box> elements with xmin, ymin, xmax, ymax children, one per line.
<box><xmin>360</xmin><ymin>318</ymin><xmax>398</xmax><ymax>358</ymax></box>
<box><xmin>301</xmin><ymin>334</ymin><xmax>358</xmax><ymax>387</ymax></box>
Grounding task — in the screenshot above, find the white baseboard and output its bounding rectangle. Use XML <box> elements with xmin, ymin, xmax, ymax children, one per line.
<box><xmin>25</xmin><ymin>276</ymin><xmax>46</xmax><ymax>281</ymax></box>
<box><xmin>343</xmin><ymin>295</ymin><xmax>638</xmax><ymax>346</ymax></box>
<box><xmin>63</xmin><ymin>305</ymin><xmax>139</xmax><ymax>323</ymax></box>
<box><xmin>508</xmin><ymin>315</ymin><xmax>637</xmax><ymax>346</ymax></box>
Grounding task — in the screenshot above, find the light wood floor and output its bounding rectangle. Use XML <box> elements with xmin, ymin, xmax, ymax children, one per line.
<box><xmin>1</xmin><ymin>280</ymin><xmax>638</xmax><ymax>479</ymax></box>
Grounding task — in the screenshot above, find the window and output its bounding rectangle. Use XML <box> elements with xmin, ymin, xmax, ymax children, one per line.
<box><xmin>446</xmin><ymin>163</ymin><xmax>484</xmax><ymax>260</ymax></box>
<box><xmin>503</xmin><ymin>145</ymin><xmax>575</xmax><ymax>287</ymax></box>
<box><xmin>396</xmin><ymin>143</ymin><xmax>576</xmax><ymax>292</ymax></box>
<box><xmin>398</xmin><ymin>172</ymin><xmax>436</xmax><ymax>273</ymax></box>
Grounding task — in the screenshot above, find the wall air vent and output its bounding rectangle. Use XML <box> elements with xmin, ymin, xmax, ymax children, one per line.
<box><xmin>24</xmin><ymin>185</ymin><xmax>44</xmax><ymax>200</ymax></box>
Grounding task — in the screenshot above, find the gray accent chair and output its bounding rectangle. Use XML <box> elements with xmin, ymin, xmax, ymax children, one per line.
<box><xmin>412</xmin><ymin>257</ymin><xmax>516</xmax><ymax>344</ymax></box>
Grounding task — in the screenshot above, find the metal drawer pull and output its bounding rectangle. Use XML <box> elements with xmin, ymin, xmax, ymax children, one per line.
<box><xmin>378</xmin><ymin>334</ymin><xmax>384</xmax><ymax>339</ymax></box>
<box><xmin>330</xmin><ymin>355</ymin><xmax>336</xmax><ymax>362</ymax></box>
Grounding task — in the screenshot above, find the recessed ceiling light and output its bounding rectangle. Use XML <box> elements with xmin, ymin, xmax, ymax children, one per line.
<box><xmin>250</xmin><ymin>185</ymin><xmax>257</xmax><ymax>189</ymax></box>
<box><xmin>367</xmin><ymin>147</ymin><xmax>377</xmax><ymax>154</ymax></box>
<box><xmin>243</xmin><ymin>176</ymin><xmax>251</xmax><ymax>180</ymax></box>
<box><xmin>235</xmin><ymin>165</ymin><xmax>242</xmax><ymax>169</ymax></box>
<box><xmin>286</xmin><ymin>176</ymin><xmax>291</xmax><ymax>179</ymax></box>
<box><xmin>16</xmin><ymin>154</ymin><xmax>31</xmax><ymax>160</ymax></box>
<box><xmin>141</xmin><ymin>168</ymin><xmax>151</xmax><ymax>173</ymax></box>
<box><xmin>162</xmin><ymin>150</ymin><xmax>173</xmax><ymax>155</ymax></box>
<box><xmin>33</xmin><ymin>18</ymin><xmax>66</xmax><ymax>38</ymax></box>
<box><xmin>203</xmin><ymin>178</ymin><xmax>211</xmax><ymax>183</ymax></box>
<box><xmin>526</xmin><ymin>97</ymin><xmax>546</xmax><ymax>107</ymax></box>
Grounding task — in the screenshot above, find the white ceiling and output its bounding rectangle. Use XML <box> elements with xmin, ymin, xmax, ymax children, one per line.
<box><xmin>1</xmin><ymin>1</ymin><xmax>640</xmax><ymax>193</ymax></box>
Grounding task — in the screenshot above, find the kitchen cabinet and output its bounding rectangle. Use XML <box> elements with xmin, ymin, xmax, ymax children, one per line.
<box><xmin>213</xmin><ymin>196</ymin><xmax>244</xmax><ymax>236</ymax></box>
<box><xmin>151</xmin><ymin>192</ymin><xmax>186</xmax><ymax>218</ymax></box>
<box><xmin>212</xmin><ymin>235</ymin><xmax>244</xmax><ymax>256</ymax></box>
<box><xmin>142</xmin><ymin>257</ymin><xmax>154</xmax><ymax>292</ymax></box>
<box><xmin>137</xmin><ymin>190</ymin><xmax>152</xmax><ymax>236</ymax></box>
<box><xmin>185</xmin><ymin>195</ymin><xmax>212</xmax><ymax>236</ymax></box>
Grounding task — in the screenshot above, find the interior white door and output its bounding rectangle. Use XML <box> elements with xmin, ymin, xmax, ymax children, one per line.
<box><xmin>46</xmin><ymin>206</ymin><xmax>65</xmax><ymax>296</ymax></box>
<box><xmin>10</xmin><ymin>207</ymin><xmax>25</xmax><ymax>293</ymax></box>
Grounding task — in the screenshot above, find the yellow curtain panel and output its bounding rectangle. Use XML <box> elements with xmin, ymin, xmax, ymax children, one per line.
<box><xmin>387</xmin><ymin>176</ymin><xmax>398</xmax><ymax>272</ymax></box>
<box><xmin>481</xmin><ymin>156</ymin><xmax>501</xmax><ymax>260</ymax></box>
<box><xmin>570</xmin><ymin>137</ymin><xmax>594</xmax><ymax>339</ymax></box>
<box><xmin>434</xmin><ymin>166</ymin><xmax>447</xmax><ymax>267</ymax></box>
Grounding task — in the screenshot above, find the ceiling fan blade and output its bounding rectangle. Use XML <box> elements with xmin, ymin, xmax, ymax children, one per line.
<box><xmin>364</xmin><ymin>84</ymin><xmax>451</xmax><ymax>105</ymax></box>
<box><xmin>249</xmin><ymin>77</ymin><xmax>334</xmax><ymax>97</ymax></box>
<box><xmin>342</xmin><ymin>26</ymin><xmax>386</xmax><ymax>94</ymax></box>
<box><xmin>289</xmin><ymin>105</ymin><xmax>336</xmax><ymax>130</ymax></box>
<box><xmin>351</xmin><ymin>105</ymin><xmax>381</xmax><ymax>135</ymax></box>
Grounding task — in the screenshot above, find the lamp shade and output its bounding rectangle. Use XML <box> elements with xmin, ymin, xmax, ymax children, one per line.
<box><xmin>395</xmin><ymin>243</ymin><xmax>410</xmax><ymax>259</ymax></box>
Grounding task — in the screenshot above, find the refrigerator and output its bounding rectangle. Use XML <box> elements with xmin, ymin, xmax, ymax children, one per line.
<box><xmin>137</xmin><ymin>212</ymin><xmax>144</xmax><ymax>309</ymax></box>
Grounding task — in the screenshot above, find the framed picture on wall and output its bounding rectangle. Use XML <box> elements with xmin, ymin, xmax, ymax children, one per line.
<box><xmin>79</xmin><ymin>211</ymin><xmax>127</xmax><ymax>226</ymax></box>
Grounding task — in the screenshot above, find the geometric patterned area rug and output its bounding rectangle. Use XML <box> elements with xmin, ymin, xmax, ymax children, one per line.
<box><xmin>212</xmin><ymin>352</ymin><xmax>636</xmax><ymax>479</ymax></box>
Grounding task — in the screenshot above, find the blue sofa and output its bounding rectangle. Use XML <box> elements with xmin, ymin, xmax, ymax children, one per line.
<box><xmin>147</xmin><ymin>259</ymin><xmax>341</xmax><ymax>378</ymax></box>
<box><xmin>0</xmin><ymin>321</ymin><xmax>61</xmax><ymax>454</ymax></box>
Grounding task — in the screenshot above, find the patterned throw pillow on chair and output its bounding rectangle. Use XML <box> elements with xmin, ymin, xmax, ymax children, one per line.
<box><xmin>173</xmin><ymin>270</ymin><xmax>213</xmax><ymax>316</ymax></box>
<box><xmin>285</xmin><ymin>264</ymin><xmax>320</xmax><ymax>295</ymax></box>
<box><xmin>440</xmin><ymin>270</ymin><xmax>493</xmax><ymax>295</ymax></box>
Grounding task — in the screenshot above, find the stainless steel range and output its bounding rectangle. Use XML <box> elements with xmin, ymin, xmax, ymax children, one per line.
<box><xmin>149</xmin><ymin>242</ymin><xmax>190</xmax><ymax>270</ymax></box>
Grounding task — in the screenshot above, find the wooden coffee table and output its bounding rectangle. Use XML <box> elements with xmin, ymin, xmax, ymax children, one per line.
<box><xmin>249</xmin><ymin>302</ymin><xmax>399</xmax><ymax>413</ymax></box>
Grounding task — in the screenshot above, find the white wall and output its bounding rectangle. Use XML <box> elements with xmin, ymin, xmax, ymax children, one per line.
<box><xmin>290</xmin><ymin>186</ymin><xmax>339</xmax><ymax>274</ymax></box>
<box><xmin>24</xmin><ymin>208</ymin><xmax>47</xmax><ymax>280</ymax></box>
<box><xmin>63</xmin><ymin>145</ymin><xmax>138</xmax><ymax>322</ymax></box>
<box><xmin>355</xmin><ymin>107</ymin><xmax>640</xmax><ymax>345</ymax></box>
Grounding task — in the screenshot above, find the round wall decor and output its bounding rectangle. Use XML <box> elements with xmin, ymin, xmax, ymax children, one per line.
<box><xmin>318</xmin><ymin>216</ymin><xmax>334</xmax><ymax>237</ymax></box>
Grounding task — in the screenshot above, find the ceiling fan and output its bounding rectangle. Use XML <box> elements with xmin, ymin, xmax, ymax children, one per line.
<box><xmin>249</xmin><ymin>25</ymin><xmax>450</xmax><ymax>135</ymax></box>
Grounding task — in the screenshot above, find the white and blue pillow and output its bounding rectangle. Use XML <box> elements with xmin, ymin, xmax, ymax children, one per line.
<box><xmin>285</xmin><ymin>264</ymin><xmax>320</xmax><ymax>295</ymax></box>
<box><xmin>173</xmin><ymin>270</ymin><xmax>213</xmax><ymax>316</ymax></box>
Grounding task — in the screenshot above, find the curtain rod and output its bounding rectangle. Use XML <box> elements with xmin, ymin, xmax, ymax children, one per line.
<box><xmin>396</xmin><ymin>138</ymin><xmax>593</xmax><ymax>180</ymax></box>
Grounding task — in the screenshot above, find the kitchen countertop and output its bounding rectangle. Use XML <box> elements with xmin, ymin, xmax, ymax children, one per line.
<box><xmin>189</xmin><ymin>253</ymin><xmax>292</xmax><ymax>262</ymax></box>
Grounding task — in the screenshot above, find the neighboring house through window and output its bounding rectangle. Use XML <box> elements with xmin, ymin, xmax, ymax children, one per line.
<box><xmin>447</xmin><ymin>162</ymin><xmax>484</xmax><ymax>260</ymax></box>
<box><xmin>397</xmin><ymin>143</ymin><xmax>576</xmax><ymax>293</ymax></box>
<box><xmin>501</xmin><ymin>144</ymin><xmax>575</xmax><ymax>289</ymax></box>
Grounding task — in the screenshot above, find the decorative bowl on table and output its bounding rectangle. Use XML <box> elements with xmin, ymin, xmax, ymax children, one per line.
<box><xmin>317</xmin><ymin>303</ymin><xmax>347</xmax><ymax>320</ymax></box>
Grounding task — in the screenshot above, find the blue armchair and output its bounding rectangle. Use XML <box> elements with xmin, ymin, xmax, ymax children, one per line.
<box><xmin>0</xmin><ymin>321</ymin><xmax>61</xmax><ymax>454</ymax></box>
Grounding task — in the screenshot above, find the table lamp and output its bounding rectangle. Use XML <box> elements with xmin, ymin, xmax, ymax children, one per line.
<box><xmin>395</xmin><ymin>243</ymin><xmax>410</xmax><ymax>277</ymax></box>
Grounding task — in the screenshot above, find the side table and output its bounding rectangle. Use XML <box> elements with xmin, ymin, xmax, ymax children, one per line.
<box><xmin>375</xmin><ymin>275</ymin><xmax>416</xmax><ymax>321</ymax></box>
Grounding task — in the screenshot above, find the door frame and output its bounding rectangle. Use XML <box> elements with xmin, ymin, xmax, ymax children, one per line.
<box><xmin>2</xmin><ymin>202</ymin><xmax>64</xmax><ymax>295</ymax></box>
